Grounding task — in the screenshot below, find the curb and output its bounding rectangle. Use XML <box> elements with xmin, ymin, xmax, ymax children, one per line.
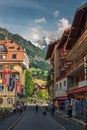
<box><xmin>56</xmin><ymin>112</ymin><xmax>85</xmax><ymax>127</ymax></box>
<box><xmin>7</xmin><ymin>113</ymin><xmax>24</xmax><ymax>130</ymax></box>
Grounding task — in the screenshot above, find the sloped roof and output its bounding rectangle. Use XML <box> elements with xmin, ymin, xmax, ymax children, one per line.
<box><xmin>45</xmin><ymin>39</ymin><xmax>60</xmax><ymax>60</ymax></box>
<box><xmin>66</xmin><ymin>3</ymin><xmax>87</xmax><ymax>49</ymax></box>
<box><xmin>57</xmin><ymin>27</ymin><xmax>70</xmax><ymax>48</ymax></box>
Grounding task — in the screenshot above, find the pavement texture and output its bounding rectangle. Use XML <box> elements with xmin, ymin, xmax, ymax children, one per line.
<box><xmin>0</xmin><ymin>112</ymin><xmax>23</xmax><ymax>130</ymax></box>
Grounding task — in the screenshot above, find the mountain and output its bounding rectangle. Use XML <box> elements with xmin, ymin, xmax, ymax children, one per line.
<box><xmin>0</xmin><ymin>27</ymin><xmax>50</xmax><ymax>79</ymax></box>
<box><xmin>33</xmin><ymin>36</ymin><xmax>53</xmax><ymax>52</ymax></box>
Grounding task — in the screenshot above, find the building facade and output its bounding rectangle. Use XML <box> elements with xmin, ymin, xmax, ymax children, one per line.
<box><xmin>0</xmin><ymin>40</ymin><xmax>29</xmax><ymax>108</ymax></box>
<box><xmin>46</xmin><ymin>3</ymin><xmax>87</xmax><ymax>119</ymax></box>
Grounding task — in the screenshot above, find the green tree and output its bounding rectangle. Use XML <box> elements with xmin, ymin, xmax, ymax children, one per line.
<box><xmin>37</xmin><ymin>90</ymin><xmax>48</xmax><ymax>100</ymax></box>
<box><xmin>46</xmin><ymin>72</ymin><xmax>51</xmax><ymax>93</ymax></box>
<box><xmin>25</xmin><ymin>70</ymin><xmax>35</xmax><ymax>97</ymax></box>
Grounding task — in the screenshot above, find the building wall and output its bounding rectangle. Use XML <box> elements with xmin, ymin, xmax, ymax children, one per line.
<box><xmin>0</xmin><ymin>40</ymin><xmax>29</xmax><ymax>108</ymax></box>
<box><xmin>56</xmin><ymin>77</ymin><xmax>67</xmax><ymax>97</ymax></box>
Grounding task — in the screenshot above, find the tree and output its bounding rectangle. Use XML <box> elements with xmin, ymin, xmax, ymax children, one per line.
<box><xmin>37</xmin><ymin>89</ymin><xmax>48</xmax><ymax>100</ymax></box>
<box><xmin>25</xmin><ymin>70</ymin><xmax>35</xmax><ymax>97</ymax></box>
<box><xmin>45</xmin><ymin>72</ymin><xmax>51</xmax><ymax>93</ymax></box>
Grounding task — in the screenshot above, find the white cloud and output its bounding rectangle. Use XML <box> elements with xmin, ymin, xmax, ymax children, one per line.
<box><xmin>20</xmin><ymin>26</ymin><xmax>49</xmax><ymax>42</ymax></box>
<box><xmin>35</xmin><ymin>17</ymin><xmax>47</xmax><ymax>24</ymax></box>
<box><xmin>56</xmin><ymin>18</ymin><xmax>71</xmax><ymax>38</ymax></box>
<box><xmin>53</xmin><ymin>10</ymin><xmax>59</xmax><ymax>18</ymax></box>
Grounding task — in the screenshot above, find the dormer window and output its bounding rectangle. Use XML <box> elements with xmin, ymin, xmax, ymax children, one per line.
<box><xmin>12</xmin><ymin>54</ymin><xmax>16</xmax><ymax>59</ymax></box>
<box><xmin>0</xmin><ymin>45</ymin><xmax>5</xmax><ymax>52</ymax></box>
<box><xmin>9</xmin><ymin>47</ymin><xmax>14</xmax><ymax>49</ymax></box>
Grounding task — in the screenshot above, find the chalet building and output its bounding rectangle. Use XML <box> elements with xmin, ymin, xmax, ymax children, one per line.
<box><xmin>55</xmin><ymin>28</ymin><xmax>71</xmax><ymax>109</ymax></box>
<box><xmin>64</xmin><ymin>3</ymin><xmax>87</xmax><ymax>117</ymax></box>
<box><xmin>0</xmin><ymin>40</ymin><xmax>29</xmax><ymax>108</ymax></box>
<box><xmin>46</xmin><ymin>3</ymin><xmax>87</xmax><ymax>118</ymax></box>
<box><xmin>45</xmin><ymin>40</ymin><xmax>59</xmax><ymax>104</ymax></box>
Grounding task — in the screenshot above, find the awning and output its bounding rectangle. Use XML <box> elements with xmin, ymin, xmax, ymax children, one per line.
<box><xmin>55</xmin><ymin>96</ymin><xmax>68</xmax><ymax>100</ymax></box>
<box><xmin>67</xmin><ymin>87</ymin><xmax>87</xmax><ymax>94</ymax></box>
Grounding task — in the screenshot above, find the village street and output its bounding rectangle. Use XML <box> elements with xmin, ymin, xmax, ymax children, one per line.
<box><xmin>0</xmin><ymin>105</ymin><xmax>83</xmax><ymax>130</ymax></box>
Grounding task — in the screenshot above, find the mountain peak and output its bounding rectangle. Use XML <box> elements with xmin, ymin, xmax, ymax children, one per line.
<box><xmin>33</xmin><ymin>36</ymin><xmax>54</xmax><ymax>51</ymax></box>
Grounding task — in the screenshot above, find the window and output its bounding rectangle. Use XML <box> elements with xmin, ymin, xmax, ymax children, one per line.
<box><xmin>0</xmin><ymin>74</ymin><xmax>3</xmax><ymax>80</ymax></box>
<box><xmin>0</xmin><ymin>45</ymin><xmax>5</xmax><ymax>52</ymax></box>
<box><xmin>64</xmin><ymin>81</ymin><xmax>66</xmax><ymax>86</ymax></box>
<box><xmin>9</xmin><ymin>64</ymin><xmax>14</xmax><ymax>70</ymax></box>
<box><xmin>0</xmin><ymin>98</ymin><xmax>3</xmax><ymax>104</ymax></box>
<box><xmin>0</xmin><ymin>85</ymin><xmax>4</xmax><ymax>92</ymax></box>
<box><xmin>59</xmin><ymin>83</ymin><xmax>62</xmax><ymax>90</ymax></box>
<box><xmin>7</xmin><ymin>98</ymin><xmax>13</xmax><ymax>104</ymax></box>
<box><xmin>56</xmin><ymin>84</ymin><xmax>58</xmax><ymax>91</ymax></box>
<box><xmin>0</xmin><ymin>65</ymin><xmax>4</xmax><ymax>70</ymax></box>
<box><xmin>0</xmin><ymin>55</ymin><xmax>3</xmax><ymax>59</ymax></box>
<box><xmin>9</xmin><ymin>47</ymin><xmax>14</xmax><ymax>49</ymax></box>
<box><xmin>12</xmin><ymin>54</ymin><xmax>16</xmax><ymax>59</ymax></box>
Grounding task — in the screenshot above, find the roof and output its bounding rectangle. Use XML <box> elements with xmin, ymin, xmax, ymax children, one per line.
<box><xmin>36</xmin><ymin>82</ymin><xmax>46</xmax><ymax>89</ymax></box>
<box><xmin>45</xmin><ymin>39</ymin><xmax>60</xmax><ymax>60</ymax></box>
<box><xmin>57</xmin><ymin>27</ymin><xmax>70</xmax><ymax>48</ymax></box>
<box><xmin>66</xmin><ymin>3</ymin><xmax>87</xmax><ymax>49</ymax></box>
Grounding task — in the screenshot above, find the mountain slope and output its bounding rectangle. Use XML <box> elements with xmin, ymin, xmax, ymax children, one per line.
<box><xmin>0</xmin><ymin>27</ymin><xmax>50</xmax><ymax>74</ymax></box>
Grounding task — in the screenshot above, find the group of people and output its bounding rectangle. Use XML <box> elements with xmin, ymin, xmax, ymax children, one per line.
<box><xmin>11</xmin><ymin>102</ymin><xmax>24</xmax><ymax>115</ymax></box>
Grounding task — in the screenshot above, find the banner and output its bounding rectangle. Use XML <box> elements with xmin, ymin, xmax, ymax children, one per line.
<box><xmin>15</xmin><ymin>80</ymin><xmax>20</xmax><ymax>93</ymax></box>
<box><xmin>2</xmin><ymin>67</ymin><xmax>11</xmax><ymax>87</ymax></box>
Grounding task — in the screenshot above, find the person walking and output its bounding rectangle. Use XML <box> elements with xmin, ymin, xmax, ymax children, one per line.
<box><xmin>68</xmin><ymin>103</ymin><xmax>72</xmax><ymax>118</ymax></box>
<box><xmin>35</xmin><ymin>104</ymin><xmax>39</xmax><ymax>113</ymax></box>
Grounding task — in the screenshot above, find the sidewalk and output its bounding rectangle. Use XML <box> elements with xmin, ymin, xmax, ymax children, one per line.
<box><xmin>56</xmin><ymin>110</ymin><xmax>85</xmax><ymax>126</ymax></box>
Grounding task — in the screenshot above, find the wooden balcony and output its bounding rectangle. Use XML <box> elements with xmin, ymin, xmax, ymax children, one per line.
<box><xmin>66</xmin><ymin>57</ymin><xmax>84</xmax><ymax>75</ymax></box>
<box><xmin>56</xmin><ymin>72</ymin><xmax>66</xmax><ymax>81</ymax></box>
<box><xmin>58</xmin><ymin>46</ymin><xmax>68</xmax><ymax>60</ymax></box>
<box><xmin>67</xmin><ymin>80</ymin><xmax>87</xmax><ymax>92</ymax></box>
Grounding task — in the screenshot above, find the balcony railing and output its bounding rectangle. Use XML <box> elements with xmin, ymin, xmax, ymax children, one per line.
<box><xmin>67</xmin><ymin>80</ymin><xmax>87</xmax><ymax>91</ymax></box>
<box><xmin>78</xmin><ymin>80</ymin><xmax>87</xmax><ymax>88</ymax></box>
<box><xmin>66</xmin><ymin>57</ymin><xmax>84</xmax><ymax>75</ymax></box>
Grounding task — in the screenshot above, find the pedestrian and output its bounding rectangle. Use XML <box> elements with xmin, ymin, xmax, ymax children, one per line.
<box><xmin>35</xmin><ymin>104</ymin><xmax>39</xmax><ymax>113</ymax></box>
<box><xmin>43</xmin><ymin>106</ymin><xmax>47</xmax><ymax>116</ymax></box>
<box><xmin>51</xmin><ymin>105</ymin><xmax>55</xmax><ymax>114</ymax></box>
<box><xmin>19</xmin><ymin>103</ymin><xmax>23</xmax><ymax>115</ymax></box>
<box><xmin>68</xmin><ymin>103</ymin><xmax>72</xmax><ymax>118</ymax></box>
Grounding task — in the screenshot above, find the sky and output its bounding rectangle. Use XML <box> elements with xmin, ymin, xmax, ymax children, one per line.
<box><xmin>0</xmin><ymin>0</ymin><xmax>87</xmax><ymax>43</ymax></box>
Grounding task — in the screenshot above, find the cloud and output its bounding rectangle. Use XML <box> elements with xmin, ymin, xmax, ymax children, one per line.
<box><xmin>56</xmin><ymin>18</ymin><xmax>71</xmax><ymax>38</ymax></box>
<box><xmin>20</xmin><ymin>26</ymin><xmax>49</xmax><ymax>42</ymax></box>
<box><xmin>53</xmin><ymin>10</ymin><xmax>59</xmax><ymax>18</ymax></box>
<box><xmin>35</xmin><ymin>17</ymin><xmax>47</xmax><ymax>24</ymax></box>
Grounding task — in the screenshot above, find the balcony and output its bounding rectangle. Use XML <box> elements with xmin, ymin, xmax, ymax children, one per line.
<box><xmin>67</xmin><ymin>80</ymin><xmax>87</xmax><ymax>92</ymax></box>
<box><xmin>58</xmin><ymin>45</ymin><xmax>68</xmax><ymax>60</ymax></box>
<box><xmin>22</xmin><ymin>53</ymin><xmax>29</xmax><ymax>69</ymax></box>
<box><xmin>56</xmin><ymin>72</ymin><xmax>66</xmax><ymax>81</ymax></box>
<box><xmin>66</xmin><ymin>57</ymin><xmax>84</xmax><ymax>75</ymax></box>
<box><xmin>78</xmin><ymin>80</ymin><xmax>87</xmax><ymax>88</ymax></box>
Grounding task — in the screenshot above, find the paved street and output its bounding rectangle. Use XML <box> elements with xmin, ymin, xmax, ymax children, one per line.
<box><xmin>12</xmin><ymin>106</ymin><xmax>64</xmax><ymax>130</ymax></box>
<box><xmin>0</xmin><ymin>106</ymin><xmax>84</xmax><ymax>130</ymax></box>
<box><xmin>0</xmin><ymin>113</ymin><xmax>21</xmax><ymax>130</ymax></box>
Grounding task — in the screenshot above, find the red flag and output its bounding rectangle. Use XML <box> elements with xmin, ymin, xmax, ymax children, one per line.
<box><xmin>2</xmin><ymin>67</ymin><xmax>11</xmax><ymax>87</ymax></box>
<box><xmin>15</xmin><ymin>80</ymin><xmax>20</xmax><ymax>93</ymax></box>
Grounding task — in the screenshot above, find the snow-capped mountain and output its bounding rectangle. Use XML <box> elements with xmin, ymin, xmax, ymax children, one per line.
<box><xmin>33</xmin><ymin>36</ymin><xmax>54</xmax><ymax>51</ymax></box>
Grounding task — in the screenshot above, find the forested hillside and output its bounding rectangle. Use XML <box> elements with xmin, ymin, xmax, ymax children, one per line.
<box><xmin>0</xmin><ymin>27</ymin><xmax>50</xmax><ymax>79</ymax></box>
